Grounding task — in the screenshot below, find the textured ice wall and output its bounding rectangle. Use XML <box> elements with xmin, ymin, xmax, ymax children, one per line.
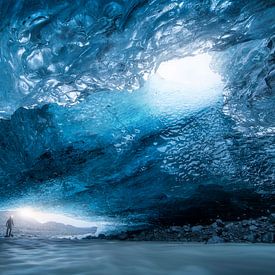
<box><xmin>0</xmin><ymin>0</ymin><xmax>274</xmax><ymax>117</ymax></box>
<box><xmin>0</xmin><ymin>0</ymin><xmax>274</xmax><ymax>225</ymax></box>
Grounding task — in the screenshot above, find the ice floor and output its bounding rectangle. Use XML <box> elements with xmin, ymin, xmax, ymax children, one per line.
<box><xmin>0</xmin><ymin>239</ymin><xmax>274</xmax><ymax>275</ymax></box>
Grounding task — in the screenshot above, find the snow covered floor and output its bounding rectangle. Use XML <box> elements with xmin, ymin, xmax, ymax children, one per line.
<box><xmin>0</xmin><ymin>239</ymin><xmax>274</xmax><ymax>275</ymax></box>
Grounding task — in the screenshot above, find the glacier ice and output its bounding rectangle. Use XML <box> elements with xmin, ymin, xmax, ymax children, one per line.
<box><xmin>0</xmin><ymin>0</ymin><xmax>274</xmax><ymax>226</ymax></box>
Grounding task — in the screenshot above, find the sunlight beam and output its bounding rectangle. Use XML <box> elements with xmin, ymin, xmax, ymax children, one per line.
<box><xmin>157</xmin><ymin>53</ymin><xmax>221</xmax><ymax>89</ymax></box>
<box><xmin>17</xmin><ymin>207</ymin><xmax>98</xmax><ymax>228</ymax></box>
<box><xmin>145</xmin><ymin>53</ymin><xmax>223</xmax><ymax>114</ymax></box>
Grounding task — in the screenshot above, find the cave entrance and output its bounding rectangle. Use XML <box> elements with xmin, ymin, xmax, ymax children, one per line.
<box><xmin>17</xmin><ymin>207</ymin><xmax>95</xmax><ymax>228</ymax></box>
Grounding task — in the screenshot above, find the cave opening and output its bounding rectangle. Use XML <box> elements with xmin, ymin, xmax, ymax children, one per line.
<box><xmin>146</xmin><ymin>53</ymin><xmax>224</xmax><ymax>114</ymax></box>
<box><xmin>17</xmin><ymin>207</ymin><xmax>97</xmax><ymax>228</ymax></box>
<box><xmin>157</xmin><ymin>53</ymin><xmax>221</xmax><ymax>90</ymax></box>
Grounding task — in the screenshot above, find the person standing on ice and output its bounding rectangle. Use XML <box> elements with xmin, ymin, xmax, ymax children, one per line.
<box><xmin>5</xmin><ymin>216</ymin><xmax>14</xmax><ymax>237</ymax></box>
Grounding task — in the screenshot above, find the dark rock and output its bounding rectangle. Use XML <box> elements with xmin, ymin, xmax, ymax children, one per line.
<box><xmin>83</xmin><ymin>235</ymin><xmax>96</xmax><ymax>240</ymax></box>
<box><xmin>216</xmin><ymin>228</ymin><xmax>223</xmax><ymax>236</ymax></box>
<box><xmin>241</xmin><ymin>220</ymin><xmax>249</xmax><ymax>227</ymax></box>
<box><xmin>270</xmin><ymin>205</ymin><xmax>275</xmax><ymax>215</ymax></box>
<box><xmin>258</xmin><ymin>216</ymin><xmax>268</xmax><ymax>221</ymax></box>
<box><xmin>91</xmin><ymin>216</ymin><xmax>273</xmax><ymax>243</ymax></box>
<box><xmin>183</xmin><ymin>225</ymin><xmax>191</xmax><ymax>232</ymax></box>
<box><xmin>98</xmin><ymin>233</ymin><xmax>106</xmax><ymax>239</ymax></box>
<box><xmin>225</xmin><ymin>222</ymin><xmax>234</xmax><ymax>229</ymax></box>
<box><xmin>170</xmin><ymin>226</ymin><xmax>182</xmax><ymax>232</ymax></box>
<box><xmin>249</xmin><ymin>225</ymin><xmax>258</xmax><ymax>231</ymax></box>
<box><xmin>261</xmin><ymin>232</ymin><xmax>274</xmax><ymax>243</ymax></box>
<box><xmin>207</xmin><ymin>236</ymin><xmax>224</xmax><ymax>244</ymax></box>
<box><xmin>117</xmin><ymin>232</ymin><xmax>129</xmax><ymax>240</ymax></box>
<box><xmin>191</xmin><ymin>225</ymin><xmax>203</xmax><ymax>233</ymax></box>
<box><xmin>215</xmin><ymin>219</ymin><xmax>225</xmax><ymax>227</ymax></box>
<box><xmin>244</xmin><ymin>233</ymin><xmax>257</xmax><ymax>243</ymax></box>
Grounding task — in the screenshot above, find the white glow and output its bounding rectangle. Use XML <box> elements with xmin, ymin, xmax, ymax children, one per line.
<box><xmin>17</xmin><ymin>207</ymin><xmax>97</xmax><ymax>228</ymax></box>
<box><xmin>19</xmin><ymin>207</ymin><xmax>36</xmax><ymax>218</ymax></box>
<box><xmin>144</xmin><ymin>54</ymin><xmax>223</xmax><ymax>114</ymax></box>
<box><xmin>157</xmin><ymin>54</ymin><xmax>221</xmax><ymax>89</ymax></box>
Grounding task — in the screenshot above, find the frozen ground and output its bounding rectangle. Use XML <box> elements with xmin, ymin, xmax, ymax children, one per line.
<box><xmin>0</xmin><ymin>239</ymin><xmax>274</xmax><ymax>275</ymax></box>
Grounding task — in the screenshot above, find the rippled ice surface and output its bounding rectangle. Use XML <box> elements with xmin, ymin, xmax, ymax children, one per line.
<box><xmin>0</xmin><ymin>239</ymin><xmax>274</xmax><ymax>275</ymax></box>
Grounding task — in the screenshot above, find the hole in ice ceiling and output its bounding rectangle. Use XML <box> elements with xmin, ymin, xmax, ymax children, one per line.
<box><xmin>157</xmin><ymin>53</ymin><xmax>221</xmax><ymax>89</ymax></box>
<box><xmin>145</xmin><ymin>53</ymin><xmax>223</xmax><ymax>114</ymax></box>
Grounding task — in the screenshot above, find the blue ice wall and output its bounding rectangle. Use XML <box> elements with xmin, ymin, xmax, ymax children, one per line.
<box><xmin>0</xmin><ymin>0</ymin><xmax>274</xmax><ymax>225</ymax></box>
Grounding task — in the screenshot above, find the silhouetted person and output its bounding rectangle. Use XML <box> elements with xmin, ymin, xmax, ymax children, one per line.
<box><xmin>5</xmin><ymin>216</ymin><xmax>14</xmax><ymax>237</ymax></box>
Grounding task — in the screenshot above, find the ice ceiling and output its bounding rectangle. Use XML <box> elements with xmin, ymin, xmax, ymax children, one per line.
<box><xmin>0</xmin><ymin>0</ymin><xmax>274</xmax><ymax>226</ymax></box>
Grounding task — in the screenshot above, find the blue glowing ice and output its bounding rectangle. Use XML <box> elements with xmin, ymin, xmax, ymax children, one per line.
<box><xmin>0</xmin><ymin>0</ymin><xmax>274</xmax><ymax>225</ymax></box>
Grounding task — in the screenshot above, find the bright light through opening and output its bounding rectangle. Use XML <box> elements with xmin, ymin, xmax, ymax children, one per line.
<box><xmin>157</xmin><ymin>53</ymin><xmax>221</xmax><ymax>89</ymax></box>
<box><xmin>145</xmin><ymin>53</ymin><xmax>223</xmax><ymax>114</ymax></box>
<box><xmin>17</xmin><ymin>207</ymin><xmax>97</xmax><ymax>228</ymax></box>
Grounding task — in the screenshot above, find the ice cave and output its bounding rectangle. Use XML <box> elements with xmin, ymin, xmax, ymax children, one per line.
<box><xmin>0</xmin><ymin>0</ymin><xmax>274</xmax><ymax>232</ymax></box>
<box><xmin>0</xmin><ymin>1</ymin><xmax>275</xmax><ymax>274</ymax></box>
